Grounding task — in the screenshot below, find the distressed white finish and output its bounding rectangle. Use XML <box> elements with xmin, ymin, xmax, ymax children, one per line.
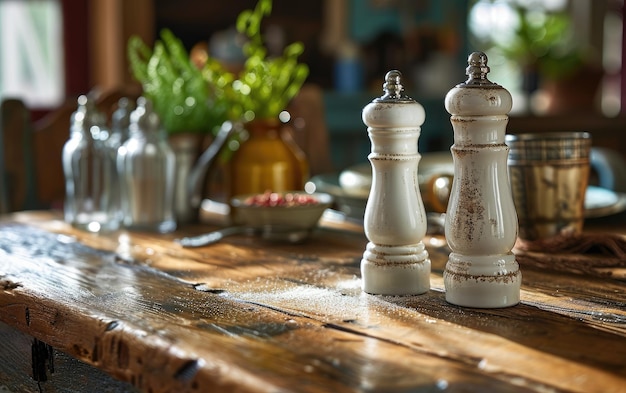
<box><xmin>361</xmin><ymin>70</ymin><xmax>431</xmax><ymax>295</ymax></box>
<box><xmin>443</xmin><ymin>52</ymin><xmax>521</xmax><ymax>308</ymax></box>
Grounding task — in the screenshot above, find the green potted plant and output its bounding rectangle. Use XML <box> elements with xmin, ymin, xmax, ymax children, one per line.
<box><xmin>227</xmin><ymin>0</ymin><xmax>311</xmax><ymax>198</ymax></box>
<box><xmin>232</xmin><ymin>0</ymin><xmax>309</xmax><ymax>120</ymax></box>
<box><xmin>494</xmin><ymin>5</ymin><xmax>583</xmax><ymax>81</ymax></box>
<box><xmin>128</xmin><ymin>28</ymin><xmax>232</xmax><ymax>135</ymax></box>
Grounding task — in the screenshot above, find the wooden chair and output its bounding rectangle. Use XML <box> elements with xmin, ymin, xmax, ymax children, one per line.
<box><xmin>0</xmin><ymin>98</ymin><xmax>39</xmax><ymax>213</ymax></box>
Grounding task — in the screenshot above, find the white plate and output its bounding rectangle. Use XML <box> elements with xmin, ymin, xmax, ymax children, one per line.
<box><xmin>585</xmin><ymin>185</ymin><xmax>626</xmax><ymax>218</ymax></box>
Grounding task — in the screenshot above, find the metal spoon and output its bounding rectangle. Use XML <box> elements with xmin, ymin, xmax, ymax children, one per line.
<box><xmin>176</xmin><ymin>226</ymin><xmax>247</xmax><ymax>247</ymax></box>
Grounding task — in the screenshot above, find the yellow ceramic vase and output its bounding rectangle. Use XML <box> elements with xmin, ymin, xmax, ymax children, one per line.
<box><xmin>229</xmin><ymin>118</ymin><xmax>309</xmax><ymax>197</ymax></box>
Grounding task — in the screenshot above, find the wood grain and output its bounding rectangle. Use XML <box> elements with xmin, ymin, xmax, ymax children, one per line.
<box><xmin>1</xmin><ymin>212</ymin><xmax>625</xmax><ymax>392</ymax></box>
<box><xmin>0</xmin><ymin>321</ymin><xmax>139</xmax><ymax>392</ymax></box>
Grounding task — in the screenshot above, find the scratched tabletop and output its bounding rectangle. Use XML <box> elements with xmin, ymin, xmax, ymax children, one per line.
<box><xmin>1</xmin><ymin>211</ymin><xmax>625</xmax><ymax>393</ymax></box>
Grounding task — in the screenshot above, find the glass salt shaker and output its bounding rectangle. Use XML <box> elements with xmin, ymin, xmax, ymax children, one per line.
<box><xmin>117</xmin><ymin>97</ymin><xmax>176</xmax><ymax>233</ymax></box>
<box><xmin>106</xmin><ymin>97</ymin><xmax>135</xmax><ymax>224</ymax></box>
<box><xmin>62</xmin><ymin>94</ymin><xmax>120</xmax><ymax>232</ymax></box>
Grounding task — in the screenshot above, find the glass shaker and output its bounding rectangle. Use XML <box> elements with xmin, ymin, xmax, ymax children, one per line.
<box><xmin>62</xmin><ymin>94</ymin><xmax>119</xmax><ymax>232</ymax></box>
<box><xmin>106</xmin><ymin>97</ymin><xmax>135</xmax><ymax>224</ymax></box>
<box><xmin>117</xmin><ymin>97</ymin><xmax>176</xmax><ymax>233</ymax></box>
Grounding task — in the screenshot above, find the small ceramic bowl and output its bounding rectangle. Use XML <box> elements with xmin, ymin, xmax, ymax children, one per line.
<box><xmin>230</xmin><ymin>191</ymin><xmax>334</xmax><ymax>242</ymax></box>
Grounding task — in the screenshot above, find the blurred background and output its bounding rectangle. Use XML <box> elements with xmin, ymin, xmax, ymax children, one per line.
<box><xmin>0</xmin><ymin>0</ymin><xmax>624</xmax><ymax>172</ymax></box>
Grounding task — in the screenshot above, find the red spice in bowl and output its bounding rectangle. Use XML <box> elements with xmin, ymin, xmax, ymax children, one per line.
<box><xmin>242</xmin><ymin>191</ymin><xmax>320</xmax><ymax>207</ymax></box>
<box><xmin>231</xmin><ymin>191</ymin><xmax>333</xmax><ymax>242</ymax></box>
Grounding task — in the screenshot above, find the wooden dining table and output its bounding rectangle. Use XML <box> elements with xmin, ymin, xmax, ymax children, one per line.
<box><xmin>1</xmin><ymin>209</ymin><xmax>625</xmax><ymax>393</ymax></box>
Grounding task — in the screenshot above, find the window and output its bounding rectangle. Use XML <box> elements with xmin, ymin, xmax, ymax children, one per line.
<box><xmin>0</xmin><ymin>0</ymin><xmax>64</xmax><ymax>108</ymax></box>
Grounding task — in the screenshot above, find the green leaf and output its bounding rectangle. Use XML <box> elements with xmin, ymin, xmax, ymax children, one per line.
<box><xmin>127</xmin><ymin>29</ymin><xmax>236</xmax><ymax>134</ymax></box>
<box><xmin>126</xmin><ymin>0</ymin><xmax>310</xmax><ymax>132</ymax></box>
<box><xmin>231</xmin><ymin>0</ymin><xmax>309</xmax><ymax>120</ymax></box>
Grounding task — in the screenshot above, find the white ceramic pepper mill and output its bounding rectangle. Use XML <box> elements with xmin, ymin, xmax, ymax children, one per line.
<box><xmin>361</xmin><ymin>70</ymin><xmax>430</xmax><ymax>295</ymax></box>
<box><xmin>443</xmin><ymin>52</ymin><xmax>521</xmax><ymax>308</ymax></box>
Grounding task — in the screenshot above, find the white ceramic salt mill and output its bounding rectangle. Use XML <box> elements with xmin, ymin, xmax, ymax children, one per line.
<box><xmin>361</xmin><ymin>70</ymin><xmax>431</xmax><ymax>295</ymax></box>
<box><xmin>443</xmin><ymin>52</ymin><xmax>521</xmax><ymax>308</ymax></box>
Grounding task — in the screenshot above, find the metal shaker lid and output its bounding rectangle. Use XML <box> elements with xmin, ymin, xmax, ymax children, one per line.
<box><xmin>112</xmin><ymin>97</ymin><xmax>135</xmax><ymax>130</ymax></box>
<box><xmin>70</xmin><ymin>94</ymin><xmax>106</xmax><ymax>133</ymax></box>
<box><xmin>445</xmin><ymin>52</ymin><xmax>512</xmax><ymax>116</ymax></box>
<box><xmin>130</xmin><ymin>96</ymin><xmax>160</xmax><ymax>133</ymax></box>
<box><xmin>363</xmin><ymin>70</ymin><xmax>425</xmax><ymax>128</ymax></box>
<box><xmin>373</xmin><ymin>70</ymin><xmax>415</xmax><ymax>103</ymax></box>
<box><xmin>457</xmin><ymin>51</ymin><xmax>501</xmax><ymax>88</ymax></box>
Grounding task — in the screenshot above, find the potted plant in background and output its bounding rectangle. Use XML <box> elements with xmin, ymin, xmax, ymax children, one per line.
<box><xmin>469</xmin><ymin>0</ymin><xmax>602</xmax><ymax>114</ymax></box>
<box><xmin>227</xmin><ymin>0</ymin><xmax>310</xmax><ymax>198</ymax></box>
